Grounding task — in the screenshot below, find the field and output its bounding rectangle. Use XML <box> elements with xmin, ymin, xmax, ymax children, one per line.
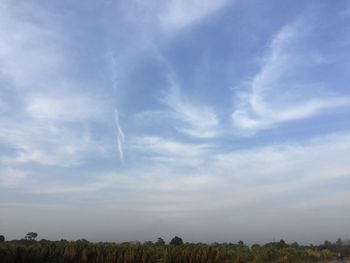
<box><xmin>1</xmin><ymin>238</ymin><xmax>349</xmax><ymax>263</ymax></box>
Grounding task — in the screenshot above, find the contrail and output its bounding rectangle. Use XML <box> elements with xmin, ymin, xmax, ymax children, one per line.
<box><xmin>114</xmin><ymin>108</ymin><xmax>125</xmax><ymax>161</ymax></box>
<box><xmin>109</xmin><ymin>51</ymin><xmax>125</xmax><ymax>161</ymax></box>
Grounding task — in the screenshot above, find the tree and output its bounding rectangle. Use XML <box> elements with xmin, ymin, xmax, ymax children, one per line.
<box><xmin>278</xmin><ymin>239</ymin><xmax>287</xmax><ymax>248</ymax></box>
<box><xmin>336</xmin><ymin>238</ymin><xmax>343</xmax><ymax>247</ymax></box>
<box><xmin>155</xmin><ymin>237</ymin><xmax>165</xmax><ymax>246</ymax></box>
<box><xmin>76</xmin><ymin>239</ymin><xmax>90</xmax><ymax>245</ymax></box>
<box><xmin>291</xmin><ymin>242</ymin><xmax>299</xmax><ymax>248</ymax></box>
<box><xmin>170</xmin><ymin>236</ymin><xmax>183</xmax><ymax>245</ymax></box>
<box><xmin>323</xmin><ymin>240</ymin><xmax>332</xmax><ymax>249</ymax></box>
<box><xmin>25</xmin><ymin>232</ymin><xmax>38</xmax><ymax>241</ymax></box>
<box><xmin>251</xmin><ymin>244</ymin><xmax>260</xmax><ymax>250</ymax></box>
<box><xmin>0</xmin><ymin>235</ymin><xmax>4</xmax><ymax>242</ymax></box>
<box><xmin>39</xmin><ymin>239</ymin><xmax>50</xmax><ymax>244</ymax></box>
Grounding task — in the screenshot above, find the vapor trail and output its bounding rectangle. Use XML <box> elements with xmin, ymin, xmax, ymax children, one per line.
<box><xmin>109</xmin><ymin>51</ymin><xmax>125</xmax><ymax>161</ymax></box>
<box><xmin>114</xmin><ymin>108</ymin><xmax>125</xmax><ymax>161</ymax></box>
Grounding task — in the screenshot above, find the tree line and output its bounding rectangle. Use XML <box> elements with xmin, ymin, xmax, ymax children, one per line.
<box><xmin>0</xmin><ymin>233</ymin><xmax>349</xmax><ymax>263</ymax></box>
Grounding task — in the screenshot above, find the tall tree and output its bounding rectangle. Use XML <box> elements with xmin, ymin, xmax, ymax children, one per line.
<box><xmin>170</xmin><ymin>236</ymin><xmax>183</xmax><ymax>245</ymax></box>
<box><xmin>25</xmin><ymin>232</ymin><xmax>38</xmax><ymax>241</ymax></box>
<box><xmin>155</xmin><ymin>237</ymin><xmax>165</xmax><ymax>246</ymax></box>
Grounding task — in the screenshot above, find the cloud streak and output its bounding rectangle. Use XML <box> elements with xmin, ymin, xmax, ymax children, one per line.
<box><xmin>25</xmin><ymin>93</ymin><xmax>106</xmax><ymax>122</ymax></box>
<box><xmin>158</xmin><ymin>0</ymin><xmax>231</xmax><ymax>32</ymax></box>
<box><xmin>0</xmin><ymin>118</ymin><xmax>106</xmax><ymax>167</ymax></box>
<box><xmin>131</xmin><ymin>136</ymin><xmax>209</xmax><ymax>158</ymax></box>
<box><xmin>161</xmin><ymin>77</ymin><xmax>220</xmax><ymax>138</ymax></box>
<box><xmin>20</xmin><ymin>132</ymin><xmax>350</xmax><ymax>217</ymax></box>
<box><xmin>0</xmin><ymin>1</ymin><xmax>66</xmax><ymax>92</ymax></box>
<box><xmin>0</xmin><ymin>1</ymin><xmax>110</xmax><ymax>171</ymax></box>
<box><xmin>1</xmin><ymin>1</ymin><xmax>350</xmax><ymax>243</ymax></box>
<box><xmin>232</xmin><ymin>19</ymin><xmax>350</xmax><ymax>132</ymax></box>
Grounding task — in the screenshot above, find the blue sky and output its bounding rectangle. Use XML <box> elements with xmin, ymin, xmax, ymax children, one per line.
<box><xmin>1</xmin><ymin>0</ymin><xmax>350</xmax><ymax>244</ymax></box>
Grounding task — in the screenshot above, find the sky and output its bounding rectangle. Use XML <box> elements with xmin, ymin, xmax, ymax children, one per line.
<box><xmin>1</xmin><ymin>0</ymin><xmax>350</xmax><ymax>245</ymax></box>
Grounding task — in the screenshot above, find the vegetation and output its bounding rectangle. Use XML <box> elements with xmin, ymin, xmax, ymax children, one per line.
<box><xmin>24</xmin><ymin>232</ymin><xmax>38</xmax><ymax>241</ymax></box>
<box><xmin>0</xmin><ymin>235</ymin><xmax>349</xmax><ymax>263</ymax></box>
<box><xmin>169</xmin><ymin>236</ymin><xmax>183</xmax><ymax>246</ymax></box>
<box><xmin>155</xmin><ymin>237</ymin><xmax>166</xmax><ymax>246</ymax></box>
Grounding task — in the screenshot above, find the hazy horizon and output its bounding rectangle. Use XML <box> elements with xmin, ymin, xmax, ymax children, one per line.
<box><xmin>1</xmin><ymin>0</ymin><xmax>350</xmax><ymax>245</ymax></box>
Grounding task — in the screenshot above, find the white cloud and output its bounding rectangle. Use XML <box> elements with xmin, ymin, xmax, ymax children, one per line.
<box><xmin>162</xmin><ymin>77</ymin><xmax>220</xmax><ymax>138</ymax></box>
<box><xmin>232</xmin><ymin>20</ymin><xmax>350</xmax><ymax>132</ymax></box>
<box><xmin>0</xmin><ymin>2</ymin><xmax>107</xmax><ymax>122</ymax></box>
<box><xmin>0</xmin><ymin>1</ymin><xmax>66</xmax><ymax>91</ymax></box>
<box><xmin>5</xmin><ymin>131</ymin><xmax>348</xmax><ymax>244</ymax></box>
<box><xmin>0</xmin><ymin>2</ymin><xmax>111</xmax><ymax>170</ymax></box>
<box><xmin>25</xmin><ymin>93</ymin><xmax>106</xmax><ymax>122</ymax></box>
<box><xmin>0</xmin><ymin>118</ymin><xmax>107</xmax><ymax>167</ymax></box>
<box><xmin>158</xmin><ymin>0</ymin><xmax>230</xmax><ymax>32</ymax></box>
<box><xmin>22</xmin><ymin>132</ymin><xmax>350</xmax><ymax>215</ymax></box>
<box><xmin>213</xmin><ymin>133</ymin><xmax>350</xmax><ymax>183</ymax></box>
<box><xmin>120</xmin><ymin>0</ymin><xmax>230</xmax><ymax>35</ymax></box>
<box><xmin>131</xmin><ymin>136</ymin><xmax>209</xmax><ymax>158</ymax></box>
<box><xmin>233</xmin><ymin>97</ymin><xmax>350</xmax><ymax>130</ymax></box>
<box><xmin>28</xmin><ymin>169</ymin><xmax>216</xmax><ymax>195</ymax></box>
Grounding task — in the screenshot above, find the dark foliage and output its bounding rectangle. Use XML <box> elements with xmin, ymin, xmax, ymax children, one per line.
<box><xmin>155</xmin><ymin>237</ymin><xmax>166</xmax><ymax>246</ymax></box>
<box><xmin>0</xmin><ymin>237</ymin><xmax>349</xmax><ymax>263</ymax></box>
<box><xmin>24</xmin><ymin>232</ymin><xmax>38</xmax><ymax>241</ymax></box>
<box><xmin>169</xmin><ymin>236</ymin><xmax>183</xmax><ymax>246</ymax></box>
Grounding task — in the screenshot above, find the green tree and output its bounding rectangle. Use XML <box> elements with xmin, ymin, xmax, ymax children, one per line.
<box><xmin>278</xmin><ymin>239</ymin><xmax>287</xmax><ymax>248</ymax></box>
<box><xmin>291</xmin><ymin>242</ymin><xmax>299</xmax><ymax>248</ymax></box>
<box><xmin>0</xmin><ymin>235</ymin><xmax>4</xmax><ymax>242</ymax></box>
<box><xmin>170</xmin><ymin>236</ymin><xmax>183</xmax><ymax>245</ymax></box>
<box><xmin>155</xmin><ymin>237</ymin><xmax>165</xmax><ymax>246</ymax></box>
<box><xmin>25</xmin><ymin>232</ymin><xmax>38</xmax><ymax>241</ymax></box>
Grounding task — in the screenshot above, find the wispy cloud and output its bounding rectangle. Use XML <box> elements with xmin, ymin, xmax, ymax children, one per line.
<box><xmin>161</xmin><ymin>77</ymin><xmax>220</xmax><ymax>138</ymax></box>
<box><xmin>0</xmin><ymin>118</ymin><xmax>106</xmax><ymax>167</ymax></box>
<box><xmin>20</xmin><ymin>132</ymin><xmax>350</xmax><ymax>214</ymax></box>
<box><xmin>0</xmin><ymin>1</ymin><xmax>66</xmax><ymax>91</ymax></box>
<box><xmin>158</xmin><ymin>0</ymin><xmax>231</xmax><ymax>32</ymax></box>
<box><xmin>131</xmin><ymin>136</ymin><xmax>209</xmax><ymax>158</ymax></box>
<box><xmin>0</xmin><ymin>2</ymin><xmax>110</xmax><ymax>170</ymax></box>
<box><xmin>25</xmin><ymin>93</ymin><xmax>106</xmax><ymax>122</ymax></box>
<box><xmin>119</xmin><ymin>0</ymin><xmax>230</xmax><ymax>35</ymax></box>
<box><xmin>4</xmin><ymin>129</ymin><xmax>349</xmax><ymax>242</ymax></box>
<box><xmin>232</xmin><ymin>19</ymin><xmax>350</xmax><ymax>132</ymax></box>
<box><xmin>1</xmin><ymin>0</ymin><xmax>350</xmax><ymax>243</ymax></box>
